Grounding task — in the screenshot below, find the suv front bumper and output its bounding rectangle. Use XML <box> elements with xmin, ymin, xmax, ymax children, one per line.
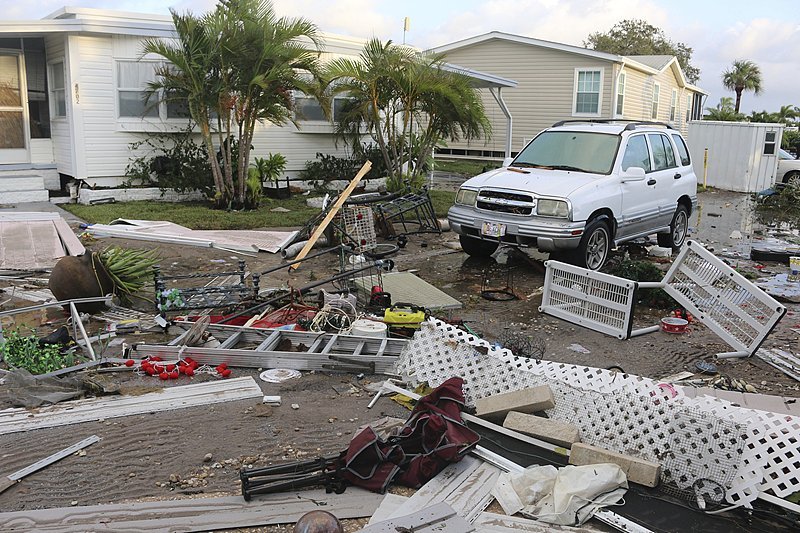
<box><xmin>448</xmin><ymin>205</ymin><xmax>584</xmax><ymax>252</ymax></box>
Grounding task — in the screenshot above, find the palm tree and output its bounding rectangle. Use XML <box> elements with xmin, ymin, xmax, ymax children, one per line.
<box><xmin>143</xmin><ymin>0</ymin><xmax>322</xmax><ymax>208</ymax></box>
<box><xmin>775</xmin><ymin>104</ymin><xmax>799</xmax><ymax>124</ymax></box>
<box><xmin>325</xmin><ymin>39</ymin><xmax>490</xmax><ymax>185</ymax></box>
<box><xmin>722</xmin><ymin>60</ymin><xmax>763</xmax><ymax>114</ymax></box>
<box><xmin>704</xmin><ymin>97</ymin><xmax>743</xmax><ymax>121</ymax></box>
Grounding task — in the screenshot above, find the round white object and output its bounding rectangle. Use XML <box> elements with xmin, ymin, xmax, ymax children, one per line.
<box><xmin>350</xmin><ymin>319</ymin><xmax>387</xmax><ymax>338</ymax></box>
<box><xmin>259</xmin><ymin>368</ymin><xmax>302</xmax><ymax>383</ymax></box>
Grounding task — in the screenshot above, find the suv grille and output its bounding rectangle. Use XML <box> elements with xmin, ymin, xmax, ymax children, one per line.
<box><xmin>477</xmin><ymin>189</ymin><xmax>535</xmax><ymax>215</ymax></box>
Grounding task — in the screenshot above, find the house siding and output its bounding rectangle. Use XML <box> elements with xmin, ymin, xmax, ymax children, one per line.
<box><xmin>45</xmin><ymin>34</ymin><xmax>73</xmax><ymax>176</ymax></box>
<box><xmin>621</xmin><ymin>64</ymin><xmax>699</xmax><ymax>136</ymax></box>
<box><xmin>434</xmin><ymin>39</ymin><xmax>614</xmax><ymax>155</ymax></box>
<box><xmin>67</xmin><ymin>33</ymin><xmax>360</xmax><ymax>182</ymax></box>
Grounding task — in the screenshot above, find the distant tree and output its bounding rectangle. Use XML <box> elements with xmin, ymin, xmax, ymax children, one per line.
<box><xmin>748</xmin><ymin>110</ymin><xmax>777</xmax><ymax>123</ymax></box>
<box><xmin>704</xmin><ymin>97</ymin><xmax>744</xmax><ymax>121</ymax></box>
<box><xmin>775</xmin><ymin>104</ymin><xmax>799</xmax><ymax>124</ymax></box>
<box><xmin>722</xmin><ymin>60</ymin><xmax>763</xmax><ymax>114</ymax></box>
<box><xmin>585</xmin><ymin>19</ymin><xmax>700</xmax><ymax>84</ymax></box>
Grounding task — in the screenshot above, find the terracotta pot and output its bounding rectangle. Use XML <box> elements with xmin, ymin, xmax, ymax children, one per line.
<box><xmin>49</xmin><ymin>252</ymin><xmax>115</xmax><ymax>313</ymax></box>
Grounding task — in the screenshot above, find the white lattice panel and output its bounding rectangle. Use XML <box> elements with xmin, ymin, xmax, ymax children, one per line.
<box><xmin>394</xmin><ymin>319</ymin><xmax>800</xmax><ymax>507</ymax></box>
<box><xmin>340</xmin><ymin>206</ymin><xmax>376</xmax><ymax>253</ymax></box>
<box><xmin>664</xmin><ymin>241</ymin><xmax>786</xmax><ymax>356</ymax></box>
<box><xmin>540</xmin><ymin>261</ymin><xmax>636</xmax><ymax>339</ymax></box>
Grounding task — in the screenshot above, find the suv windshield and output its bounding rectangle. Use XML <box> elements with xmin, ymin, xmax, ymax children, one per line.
<box><xmin>513</xmin><ymin>131</ymin><xmax>620</xmax><ymax>174</ymax></box>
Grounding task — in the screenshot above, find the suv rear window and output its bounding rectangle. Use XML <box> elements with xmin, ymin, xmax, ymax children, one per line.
<box><xmin>671</xmin><ymin>134</ymin><xmax>691</xmax><ymax>166</ymax></box>
<box><xmin>514</xmin><ymin>131</ymin><xmax>620</xmax><ymax>174</ymax></box>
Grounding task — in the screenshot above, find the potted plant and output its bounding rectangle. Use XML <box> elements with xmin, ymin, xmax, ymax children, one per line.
<box><xmin>254</xmin><ymin>153</ymin><xmax>289</xmax><ymax>200</ymax></box>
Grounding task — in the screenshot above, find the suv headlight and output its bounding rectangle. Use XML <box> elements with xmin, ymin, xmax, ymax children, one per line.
<box><xmin>536</xmin><ymin>199</ymin><xmax>570</xmax><ymax>218</ymax></box>
<box><xmin>455</xmin><ymin>188</ymin><xmax>477</xmax><ymax>206</ymax></box>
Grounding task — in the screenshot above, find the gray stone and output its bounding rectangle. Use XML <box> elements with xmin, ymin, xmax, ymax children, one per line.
<box><xmin>474</xmin><ymin>386</ymin><xmax>555</xmax><ymax>422</ymax></box>
<box><xmin>502</xmin><ymin>411</ymin><xmax>580</xmax><ymax>448</ymax></box>
<box><xmin>569</xmin><ymin>443</ymin><xmax>661</xmax><ymax>487</ymax></box>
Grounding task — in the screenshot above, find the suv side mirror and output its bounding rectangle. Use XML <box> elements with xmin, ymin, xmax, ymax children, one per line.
<box><xmin>621</xmin><ymin>167</ymin><xmax>646</xmax><ymax>182</ymax></box>
<box><xmin>502</xmin><ymin>157</ymin><xmax>514</xmax><ymax>168</ymax></box>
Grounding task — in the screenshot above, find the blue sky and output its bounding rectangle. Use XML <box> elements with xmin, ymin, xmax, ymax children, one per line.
<box><xmin>7</xmin><ymin>0</ymin><xmax>799</xmax><ymax>113</ymax></box>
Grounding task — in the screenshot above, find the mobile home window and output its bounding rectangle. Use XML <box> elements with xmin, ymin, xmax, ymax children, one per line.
<box><xmin>117</xmin><ymin>61</ymin><xmax>158</xmax><ymax>118</ymax></box>
<box><xmin>574</xmin><ymin>69</ymin><xmax>602</xmax><ymax>115</ymax></box>
<box><xmin>615</xmin><ymin>72</ymin><xmax>625</xmax><ymax>116</ymax></box>
<box><xmin>294</xmin><ymin>96</ymin><xmax>326</xmax><ymax>121</ymax></box>
<box><xmin>651</xmin><ymin>83</ymin><xmax>660</xmax><ymax>120</ymax></box>
<box><xmin>670</xmin><ymin>89</ymin><xmax>678</xmax><ymax>122</ymax></box>
<box><xmin>685</xmin><ymin>95</ymin><xmax>691</xmax><ymax>123</ymax></box>
<box><xmin>764</xmin><ymin>131</ymin><xmax>777</xmax><ymax>155</ymax></box>
<box><xmin>48</xmin><ymin>60</ymin><xmax>66</xmax><ymax>118</ymax></box>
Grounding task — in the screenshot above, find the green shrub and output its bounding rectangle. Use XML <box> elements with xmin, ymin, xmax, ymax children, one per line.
<box><xmin>125</xmin><ymin>126</ymin><xmax>214</xmax><ymax>197</ymax></box>
<box><xmin>0</xmin><ymin>329</ymin><xmax>76</xmax><ymax>375</ymax></box>
<box><xmin>608</xmin><ymin>259</ymin><xmax>675</xmax><ymax>308</ymax></box>
<box><xmin>299</xmin><ymin>144</ymin><xmax>387</xmax><ymax>191</ymax></box>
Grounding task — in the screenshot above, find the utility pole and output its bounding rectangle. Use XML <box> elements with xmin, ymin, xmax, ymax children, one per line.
<box><xmin>403</xmin><ymin>17</ymin><xmax>410</xmax><ymax>44</ymax></box>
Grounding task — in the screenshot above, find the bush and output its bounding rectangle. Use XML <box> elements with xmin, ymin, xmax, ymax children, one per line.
<box><xmin>754</xmin><ymin>180</ymin><xmax>800</xmax><ymax>229</ymax></box>
<box><xmin>607</xmin><ymin>259</ymin><xmax>675</xmax><ymax>308</ymax></box>
<box><xmin>0</xmin><ymin>329</ymin><xmax>76</xmax><ymax>374</ymax></box>
<box><xmin>125</xmin><ymin>126</ymin><xmax>214</xmax><ymax>197</ymax></box>
<box><xmin>299</xmin><ymin>144</ymin><xmax>387</xmax><ymax>191</ymax></box>
<box><xmin>782</xmin><ymin>130</ymin><xmax>800</xmax><ymax>156</ymax></box>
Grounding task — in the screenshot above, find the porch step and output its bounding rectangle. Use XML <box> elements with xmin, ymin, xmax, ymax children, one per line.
<box><xmin>1</xmin><ymin>190</ymin><xmax>51</xmax><ymax>203</ymax></box>
<box><xmin>0</xmin><ymin>174</ymin><xmax>49</xmax><ymax>203</ymax></box>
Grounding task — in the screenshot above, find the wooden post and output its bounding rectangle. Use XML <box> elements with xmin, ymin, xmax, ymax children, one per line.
<box><xmin>289</xmin><ymin>161</ymin><xmax>372</xmax><ymax>270</ymax></box>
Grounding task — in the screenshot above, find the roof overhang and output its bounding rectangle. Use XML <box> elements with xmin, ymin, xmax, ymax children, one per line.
<box><xmin>441</xmin><ymin>63</ymin><xmax>518</xmax><ymax>89</ymax></box>
<box><xmin>430</xmin><ymin>31</ymin><xmax>620</xmax><ymax>63</ymax></box>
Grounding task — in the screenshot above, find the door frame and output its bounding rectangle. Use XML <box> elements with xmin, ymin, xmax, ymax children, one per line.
<box><xmin>0</xmin><ymin>48</ymin><xmax>31</xmax><ymax>164</ymax></box>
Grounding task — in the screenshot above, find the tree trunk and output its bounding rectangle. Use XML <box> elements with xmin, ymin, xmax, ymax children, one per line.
<box><xmin>734</xmin><ymin>89</ymin><xmax>743</xmax><ymax>114</ymax></box>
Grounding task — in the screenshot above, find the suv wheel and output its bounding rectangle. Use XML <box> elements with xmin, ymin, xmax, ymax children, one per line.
<box><xmin>784</xmin><ymin>171</ymin><xmax>800</xmax><ymax>185</ymax></box>
<box><xmin>459</xmin><ymin>235</ymin><xmax>499</xmax><ymax>257</ymax></box>
<box><xmin>576</xmin><ymin>219</ymin><xmax>611</xmax><ymax>271</ymax></box>
<box><xmin>657</xmin><ymin>204</ymin><xmax>689</xmax><ymax>249</ymax></box>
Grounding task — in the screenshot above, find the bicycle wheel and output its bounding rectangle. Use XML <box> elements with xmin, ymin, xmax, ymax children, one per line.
<box><xmin>363</xmin><ymin>243</ymin><xmax>400</xmax><ymax>259</ymax></box>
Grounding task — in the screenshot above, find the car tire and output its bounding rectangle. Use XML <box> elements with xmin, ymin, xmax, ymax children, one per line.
<box><xmin>783</xmin><ymin>171</ymin><xmax>800</xmax><ymax>185</ymax></box>
<box><xmin>575</xmin><ymin>218</ymin><xmax>611</xmax><ymax>271</ymax></box>
<box><xmin>657</xmin><ymin>204</ymin><xmax>689</xmax><ymax>249</ymax></box>
<box><xmin>459</xmin><ymin>235</ymin><xmax>499</xmax><ymax>257</ymax></box>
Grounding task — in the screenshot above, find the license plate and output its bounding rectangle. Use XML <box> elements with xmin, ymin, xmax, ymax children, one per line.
<box><xmin>481</xmin><ymin>221</ymin><xmax>506</xmax><ymax>237</ymax></box>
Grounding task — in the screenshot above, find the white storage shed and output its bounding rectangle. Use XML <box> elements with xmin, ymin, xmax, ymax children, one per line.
<box><xmin>687</xmin><ymin>121</ymin><xmax>784</xmax><ymax>192</ymax></box>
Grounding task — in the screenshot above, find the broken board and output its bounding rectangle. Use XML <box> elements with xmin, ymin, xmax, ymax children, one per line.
<box><xmin>355</xmin><ymin>271</ymin><xmax>462</xmax><ymax>311</ymax></box>
<box><xmin>0</xmin><ymin>212</ymin><xmax>84</xmax><ymax>271</ymax></box>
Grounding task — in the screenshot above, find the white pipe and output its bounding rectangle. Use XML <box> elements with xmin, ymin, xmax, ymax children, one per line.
<box><xmin>282</xmin><ymin>236</ymin><xmax>329</xmax><ymax>259</ymax></box>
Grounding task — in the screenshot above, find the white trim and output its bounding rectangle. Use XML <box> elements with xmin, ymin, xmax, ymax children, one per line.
<box><xmin>46</xmin><ymin>58</ymin><xmax>66</xmax><ymax>119</ymax></box>
<box><xmin>0</xmin><ymin>49</ymin><xmax>31</xmax><ymax>164</ymax></box>
<box><xmin>430</xmin><ymin>31</ymin><xmax>620</xmax><ymax>62</ymax></box>
<box><xmin>651</xmin><ymin>82</ymin><xmax>661</xmax><ymax>120</ymax></box>
<box><xmin>441</xmin><ymin>62</ymin><xmax>518</xmax><ymax>88</ymax></box>
<box><xmin>615</xmin><ymin>71</ymin><xmax>626</xmax><ymax>118</ymax></box>
<box><xmin>670</xmin><ymin>88</ymin><xmax>678</xmax><ymax>122</ymax></box>
<box><xmin>66</xmin><ymin>35</ymin><xmax>86</xmax><ymax>179</ymax></box>
<box><xmin>571</xmin><ymin>67</ymin><xmax>604</xmax><ymax>117</ymax></box>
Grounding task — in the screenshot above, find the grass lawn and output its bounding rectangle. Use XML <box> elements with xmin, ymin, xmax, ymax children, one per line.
<box><xmin>434</xmin><ymin>158</ymin><xmax>501</xmax><ymax>176</ymax></box>
<box><xmin>62</xmin><ymin>190</ymin><xmax>457</xmax><ymax>230</ymax></box>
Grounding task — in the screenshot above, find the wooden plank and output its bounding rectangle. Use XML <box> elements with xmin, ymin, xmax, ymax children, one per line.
<box><xmin>388</xmin><ymin>456</ymin><xmax>483</xmax><ymax>520</ymax></box>
<box><xmin>0</xmin><ymin>377</ymin><xmax>262</xmax><ymax>436</ymax></box>
<box><xmin>368</xmin><ymin>493</ymin><xmax>409</xmax><ymax>525</ymax></box>
<box><xmin>52</xmin><ymin>217</ymin><xmax>86</xmax><ymax>257</ymax></box>
<box><xmin>0</xmin><ymin>488</ymin><xmax>382</xmax><ymax>532</ymax></box>
<box><xmin>475</xmin><ymin>512</ymin><xmax>604</xmax><ymax>532</ymax></box>
<box><xmin>289</xmin><ymin>160</ymin><xmax>372</xmax><ymax>271</ymax></box>
<box><xmin>361</xmin><ymin>502</ymin><xmax>474</xmax><ymax>533</ymax></box>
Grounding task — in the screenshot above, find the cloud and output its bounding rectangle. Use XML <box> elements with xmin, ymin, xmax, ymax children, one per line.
<box><xmin>422</xmin><ymin>0</ymin><xmax>669</xmax><ymax>49</ymax></box>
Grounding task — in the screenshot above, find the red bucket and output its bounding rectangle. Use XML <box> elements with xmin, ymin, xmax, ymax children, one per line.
<box><xmin>661</xmin><ymin>317</ymin><xmax>689</xmax><ymax>334</ymax></box>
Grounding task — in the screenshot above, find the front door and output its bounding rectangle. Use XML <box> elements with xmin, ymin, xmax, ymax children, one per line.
<box><xmin>0</xmin><ymin>51</ymin><xmax>29</xmax><ymax>164</ymax></box>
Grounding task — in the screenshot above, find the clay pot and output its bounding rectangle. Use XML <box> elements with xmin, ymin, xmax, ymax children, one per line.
<box><xmin>293</xmin><ymin>511</ymin><xmax>343</xmax><ymax>533</ymax></box>
<box><xmin>49</xmin><ymin>253</ymin><xmax>115</xmax><ymax>313</ymax></box>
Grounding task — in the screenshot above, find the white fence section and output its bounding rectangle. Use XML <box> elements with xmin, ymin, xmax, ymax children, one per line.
<box><xmin>663</xmin><ymin>241</ymin><xmax>786</xmax><ymax>357</ymax></box>
<box><xmin>539</xmin><ymin>260</ymin><xmax>637</xmax><ymax>339</ymax></box>
<box><xmin>394</xmin><ymin>319</ymin><xmax>800</xmax><ymax>509</ymax></box>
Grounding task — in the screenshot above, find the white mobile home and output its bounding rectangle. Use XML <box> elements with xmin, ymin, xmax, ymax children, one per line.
<box><xmin>686</xmin><ymin>121</ymin><xmax>784</xmax><ymax>192</ymax></box>
<box><xmin>0</xmin><ymin>7</ymin><xmax>370</xmax><ymax>202</ymax></box>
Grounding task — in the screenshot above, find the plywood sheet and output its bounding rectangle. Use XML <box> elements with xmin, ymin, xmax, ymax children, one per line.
<box><xmin>355</xmin><ymin>271</ymin><xmax>462</xmax><ymax>310</ymax></box>
<box><xmin>0</xmin><ymin>489</ymin><xmax>382</xmax><ymax>532</ymax></box>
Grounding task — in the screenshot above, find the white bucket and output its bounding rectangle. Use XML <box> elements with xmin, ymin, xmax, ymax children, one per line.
<box><xmin>351</xmin><ymin>319</ymin><xmax>388</xmax><ymax>338</ymax></box>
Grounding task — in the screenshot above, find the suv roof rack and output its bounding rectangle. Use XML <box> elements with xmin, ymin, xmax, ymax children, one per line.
<box><xmin>550</xmin><ymin>119</ymin><xmax>675</xmax><ymax>130</ymax></box>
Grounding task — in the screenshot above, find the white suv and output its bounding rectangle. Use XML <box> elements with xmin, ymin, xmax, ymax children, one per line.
<box><xmin>448</xmin><ymin>121</ymin><xmax>697</xmax><ymax>270</ymax></box>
